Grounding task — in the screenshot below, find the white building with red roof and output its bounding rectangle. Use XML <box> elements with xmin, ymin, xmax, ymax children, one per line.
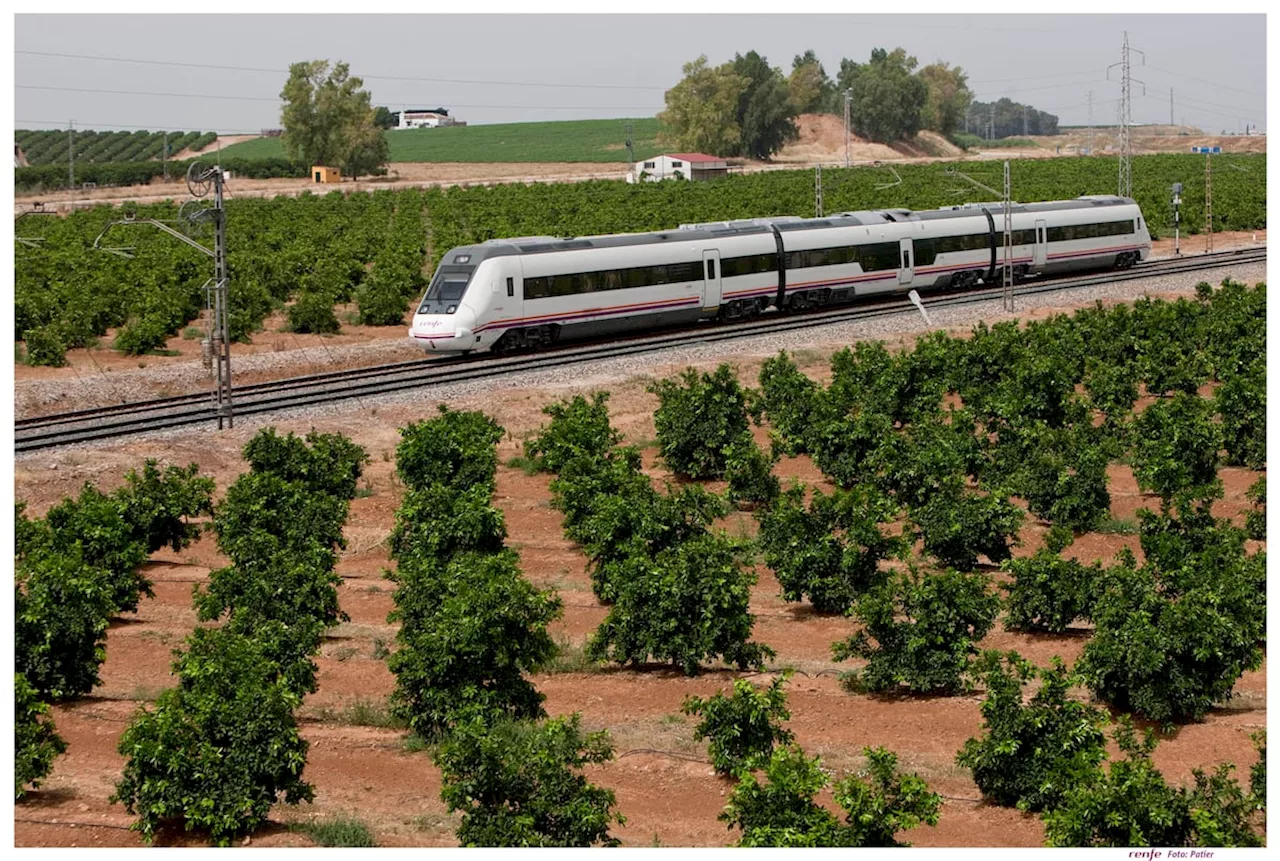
<box><xmin>632</xmin><ymin>152</ymin><xmax>729</xmax><ymax>182</ymax></box>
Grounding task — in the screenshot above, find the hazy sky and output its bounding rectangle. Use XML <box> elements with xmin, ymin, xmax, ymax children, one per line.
<box><xmin>13</xmin><ymin>13</ymin><xmax>1267</xmax><ymax>134</ymax></box>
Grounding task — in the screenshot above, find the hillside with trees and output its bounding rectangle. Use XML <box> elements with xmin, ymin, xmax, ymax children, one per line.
<box><xmin>661</xmin><ymin>46</ymin><xmax>1058</xmax><ymax>157</ymax></box>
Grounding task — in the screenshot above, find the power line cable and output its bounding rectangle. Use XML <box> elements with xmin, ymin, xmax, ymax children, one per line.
<box><xmin>15</xmin><ymin>49</ymin><xmax>667</xmax><ymax>91</ymax></box>
<box><xmin>17</xmin><ymin>84</ymin><xmax>662</xmax><ymax>111</ymax></box>
<box><xmin>1143</xmin><ymin>63</ymin><xmax>1263</xmax><ymax>98</ymax></box>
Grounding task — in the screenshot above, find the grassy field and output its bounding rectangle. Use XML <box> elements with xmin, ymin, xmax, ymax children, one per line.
<box><xmin>214</xmin><ymin>117</ymin><xmax>666</xmax><ymax>163</ymax></box>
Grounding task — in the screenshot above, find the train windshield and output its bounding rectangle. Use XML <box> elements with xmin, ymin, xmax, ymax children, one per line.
<box><xmin>417</xmin><ymin>266</ymin><xmax>475</xmax><ymax>314</ymax></box>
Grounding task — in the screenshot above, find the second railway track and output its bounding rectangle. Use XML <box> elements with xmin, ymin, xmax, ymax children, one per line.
<box><xmin>15</xmin><ymin>246</ymin><xmax>1266</xmax><ymax>453</ymax></box>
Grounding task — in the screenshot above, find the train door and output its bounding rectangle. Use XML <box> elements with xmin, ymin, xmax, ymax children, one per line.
<box><xmin>491</xmin><ymin>260</ymin><xmax>522</xmax><ymax>326</ymax></box>
<box><xmin>702</xmin><ymin>249</ymin><xmax>722</xmax><ymax>311</ymax></box>
<box><xmin>898</xmin><ymin>239</ymin><xmax>914</xmax><ymax>286</ymax></box>
<box><xmin>1033</xmin><ymin>219</ymin><xmax>1048</xmax><ymax>267</ymax></box>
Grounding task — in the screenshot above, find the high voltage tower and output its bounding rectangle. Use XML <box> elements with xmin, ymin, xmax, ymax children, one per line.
<box><xmin>1108</xmin><ymin>31</ymin><xmax>1146</xmax><ymax>199</ymax></box>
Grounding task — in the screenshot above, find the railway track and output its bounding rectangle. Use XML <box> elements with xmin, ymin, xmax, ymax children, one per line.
<box><xmin>15</xmin><ymin>246</ymin><xmax>1265</xmax><ymax>453</ymax></box>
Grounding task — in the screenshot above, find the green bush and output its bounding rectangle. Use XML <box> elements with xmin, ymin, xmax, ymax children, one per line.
<box><xmin>757</xmin><ymin>351</ymin><xmax>820</xmax><ymax>455</ymax></box>
<box><xmin>909</xmin><ymin>485</ymin><xmax>1024</xmax><ymax>571</ymax></box>
<box><xmin>242</xmin><ymin>427</ymin><xmax>369</xmax><ymax>501</ymax></box>
<box><xmin>523</xmin><ymin>391</ymin><xmax>621</xmax><ymax>473</ymax></box>
<box><xmin>1043</xmin><ymin>717</ymin><xmax>1263</xmax><ymax>847</ymax></box>
<box><xmin>957</xmin><ymin>653</ymin><xmax>1108</xmax><ymax>811</ymax></box>
<box><xmin>1245</xmin><ymin>477</ymin><xmax>1265</xmax><ymax>541</ymax></box>
<box><xmin>549</xmin><ymin>448</ymin><xmax>727</xmax><ymax>604</ymax></box>
<box><xmin>1215</xmin><ymin>361</ymin><xmax>1266</xmax><ymax>470</ymax></box>
<box><xmin>1001</xmin><ymin>549</ymin><xmax>1102</xmax><ymax>633</ymax></box>
<box><xmin>724</xmin><ymin>433</ymin><xmax>780</xmax><ymax>508</ymax></box>
<box><xmin>113</xmin><ymin>314</ymin><xmax>173</xmax><ymax>355</ymax></box>
<box><xmin>355</xmin><ymin>279</ymin><xmax>410</xmax><ymax>326</ymax></box>
<box><xmin>389</xmin><ymin>482</ymin><xmax>507</xmax><ymax>567</ymax></box>
<box><xmin>876</xmin><ymin>409</ymin><xmax>983</xmax><ymax>507</ymax></box>
<box><xmin>648</xmin><ymin>364</ymin><xmax>752</xmax><ymax>479</ymax></box>
<box><xmin>15</xmin><ymin>673</ymin><xmax>67</xmax><ymax>801</ymax></box>
<box><xmin>112</xmin><ymin>628</ymin><xmax>315</xmax><ymax>845</ymax></box>
<box><xmin>214</xmin><ymin>471</ymin><xmax>351</xmax><ymax>566</ymax></box>
<box><xmin>434</xmin><ymin>714</ymin><xmax>625</xmax><ymax>847</ymax></box>
<box><xmin>1131</xmin><ymin>391</ymin><xmax>1222</xmax><ymax>501</ymax></box>
<box><xmin>1005</xmin><ymin>423</ymin><xmax>1112</xmax><ymax>532</ymax></box>
<box><xmin>834</xmin><ymin>568</ymin><xmax>1000</xmax><ymax>695</ymax></box>
<box><xmin>807</xmin><ymin>404</ymin><xmax>896</xmax><ymax>489</ymax></box>
<box><xmin>757</xmin><ymin>483</ymin><xmax>903</xmax><ymax>614</ymax></box>
<box><xmin>681</xmin><ymin>673</ymin><xmax>795</xmax><ymax>777</ymax></box>
<box><xmin>387</xmin><ymin>550</ymin><xmax>561</xmax><ymax>737</ymax></box>
<box><xmin>113</xmin><ymin>460</ymin><xmax>215</xmax><ymax>555</ymax></box>
<box><xmin>720</xmin><ymin>745</ymin><xmax>847</xmax><ymax>846</ymax></box>
<box><xmin>286</xmin><ymin>290</ymin><xmax>342</xmax><ymax>334</ymax></box>
<box><xmin>15</xmin><ymin>556</ymin><xmax>112</xmax><ymax>701</ymax></box>
<box><xmin>586</xmin><ymin>533</ymin><xmax>774</xmax><ymax>675</ymax></box>
<box><xmin>1076</xmin><ymin>547</ymin><xmax>1265</xmax><ymax>723</ymax></box>
<box><xmin>722</xmin><ymin>745</ymin><xmax>941</xmax><ymax>847</ymax></box>
<box><xmin>22</xmin><ymin>324</ymin><xmax>68</xmax><ymax>367</ymax></box>
<box><xmin>43</xmin><ymin>485</ymin><xmax>151</xmax><ymax>614</ymax></box>
<box><xmin>395</xmin><ymin>405</ymin><xmax>504</xmax><ymax>492</ymax></box>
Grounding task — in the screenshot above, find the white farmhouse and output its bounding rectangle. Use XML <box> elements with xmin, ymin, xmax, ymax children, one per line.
<box><xmin>397</xmin><ymin>108</ymin><xmax>457</xmax><ymax>129</ymax></box>
<box><xmin>632</xmin><ymin>153</ymin><xmax>728</xmax><ymax>182</ymax></box>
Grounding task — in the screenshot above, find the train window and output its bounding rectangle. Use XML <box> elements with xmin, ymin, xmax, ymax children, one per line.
<box><xmin>705</xmin><ymin>259</ymin><xmax>716</xmax><ymax>280</ymax></box>
<box><xmin>523</xmin><ymin>259</ymin><xmax>703</xmax><ymax>300</ymax></box>
<box><xmin>721</xmin><ymin>253</ymin><xmax>777</xmax><ymax>278</ymax></box>
<box><xmin>506</xmin><ymin>277</ymin><xmax>514</xmax><ymax>297</ymax></box>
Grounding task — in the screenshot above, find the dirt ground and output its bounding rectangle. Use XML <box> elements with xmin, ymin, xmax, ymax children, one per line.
<box><xmin>12</xmin><ymin>303</ymin><xmax>1267</xmax><ymax>848</ymax></box>
<box><xmin>12</xmin><ymin>231</ymin><xmax>1266</xmax><ymax>418</ymax></box>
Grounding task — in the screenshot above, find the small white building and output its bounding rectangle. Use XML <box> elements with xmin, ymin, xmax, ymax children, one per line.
<box><xmin>397</xmin><ymin>108</ymin><xmax>456</xmax><ymax>129</ymax></box>
<box><xmin>632</xmin><ymin>153</ymin><xmax>729</xmax><ymax>182</ymax></box>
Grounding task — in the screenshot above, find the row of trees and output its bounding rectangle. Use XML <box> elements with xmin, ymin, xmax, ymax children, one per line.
<box><xmin>15</xmin><ymin>461</ymin><xmax>216</xmax><ymax>799</ymax></box>
<box><xmin>660</xmin><ymin>46</ymin><xmax>1062</xmax><ymax>158</ymax></box>
<box><xmin>111</xmin><ymin>430</ymin><xmax>369</xmax><ymax>843</ymax></box>
<box><xmin>383</xmin><ymin>406</ymin><xmax>626</xmax><ymax>846</ymax></box>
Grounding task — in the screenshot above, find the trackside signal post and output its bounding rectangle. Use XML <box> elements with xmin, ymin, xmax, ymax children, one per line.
<box><xmin>1171</xmin><ymin>182</ymin><xmax>1182</xmax><ymax>256</ymax></box>
<box><xmin>92</xmin><ymin>161</ymin><xmax>233</xmax><ymax>429</ymax></box>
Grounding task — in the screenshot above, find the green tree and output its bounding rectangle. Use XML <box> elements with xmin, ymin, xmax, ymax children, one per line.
<box><xmin>838</xmin><ymin>48</ymin><xmax>928</xmax><ymax>143</ymax></box>
<box><xmin>722</xmin><ymin>745</ymin><xmax>941</xmax><ymax>847</ymax></box>
<box><xmin>835</xmin><ymin>568</ymin><xmax>1000</xmax><ymax>695</ymax></box>
<box><xmin>682</xmin><ymin>673</ymin><xmax>796</xmax><ymax>776</ymax></box>
<box><xmin>387</xmin><ymin>550</ymin><xmax>561</xmax><ymax>737</ymax></box>
<box><xmin>434</xmin><ymin>714</ymin><xmax>625</xmax><ymax>847</ymax></box>
<box><xmin>957</xmin><ymin>653</ymin><xmax>1108</xmax><ymax>812</ymax></box>
<box><xmin>280</xmin><ymin>60</ymin><xmax>388</xmax><ymax>177</ymax></box>
<box><xmin>372</xmin><ymin>105</ymin><xmax>396</xmax><ymax>129</ymax></box>
<box><xmin>586</xmin><ymin>533</ymin><xmax>774</xmax><ymax>675</ymax></box>
<box><xmin>15</xmin><ymin>673</ymin><xmax>67</xmax><ymax>801</ymax></box>
<box><xmin>1130</xmin><ymin>391</ymin><xmax>1222</xmax><ymax>502</ymax></box>
<box><xmin>658</xmin><ymin>55</ymin><xmax>746</xmax><ymax>157</ymax></box>
<box><xmin>918</xmin><ymin>62</ymin><xmax>973</xmax><ymax>137</ymax></box>
<box><xmin>523</xmin><ymin>391</ymin><xmax>622</xmax><ymax>473</ymax></box>
<box><xmin>788</xmin><ymin>50</ymin><xmax>838</xmax><ymax>114</ymax></box>
<box><xmin>112</xmin><ymin>628</ymin><xmax>314</xmax><ymax>845</ymax></box>
<box><xmin>731</xmin><ymin>51</ymin><xmax>800</xmax><ymax>160</ymax></box>
<box><xmin>648</xmin><ymin>364</ymin><xmax>752</xmax><ymax>480</ymax></box>
<box><xmin>1044</xmin><ymin>717</ymin><xmax>1263</xmax><ymax>847</ymax></box>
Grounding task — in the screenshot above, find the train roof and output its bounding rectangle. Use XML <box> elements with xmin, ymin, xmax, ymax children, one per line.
<box><xmin>438</xmin><ymin>196</ymin><xmax>1139</xmax><ymax>265</ymax></box>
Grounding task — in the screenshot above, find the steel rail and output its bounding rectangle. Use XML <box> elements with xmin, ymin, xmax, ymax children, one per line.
<box><xmin>15</xmin><ymin>247</ymin><xmax>1265</xmax><ymax>453</ymax></box>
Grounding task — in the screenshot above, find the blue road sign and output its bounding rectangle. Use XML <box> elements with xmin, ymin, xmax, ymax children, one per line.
<box><xmin>1191</xmin><ymin>146</ymin><xmax>1222</xmax><ymax>154</ymax></box>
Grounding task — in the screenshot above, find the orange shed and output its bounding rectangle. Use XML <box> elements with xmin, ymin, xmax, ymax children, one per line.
<box><xmin>311</xmin><ymin>165</ymin><xmax>342</xmax><ymax>184</ymax></box>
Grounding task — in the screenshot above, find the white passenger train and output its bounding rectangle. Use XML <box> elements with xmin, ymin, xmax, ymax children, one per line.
<box><xmin>409</xmin><ymin>195</ymin><xmax>1151</xmax><ymax>354</ymax></box>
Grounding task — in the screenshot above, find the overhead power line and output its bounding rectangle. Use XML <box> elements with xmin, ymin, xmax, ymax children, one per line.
<box><xmin>1143</xmin><ymin>63</ymin><xmax>1263</xmax><ymax>98</ymax></box>
<box><xmin>16</xmin><ymin>49</ymin><xmax>667</xmax><ymax>91</ymax></box>
<box><xmin>16</xmin><ymin>84</ymin><xmax>662</xmax><ymax>111</ymax></box>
